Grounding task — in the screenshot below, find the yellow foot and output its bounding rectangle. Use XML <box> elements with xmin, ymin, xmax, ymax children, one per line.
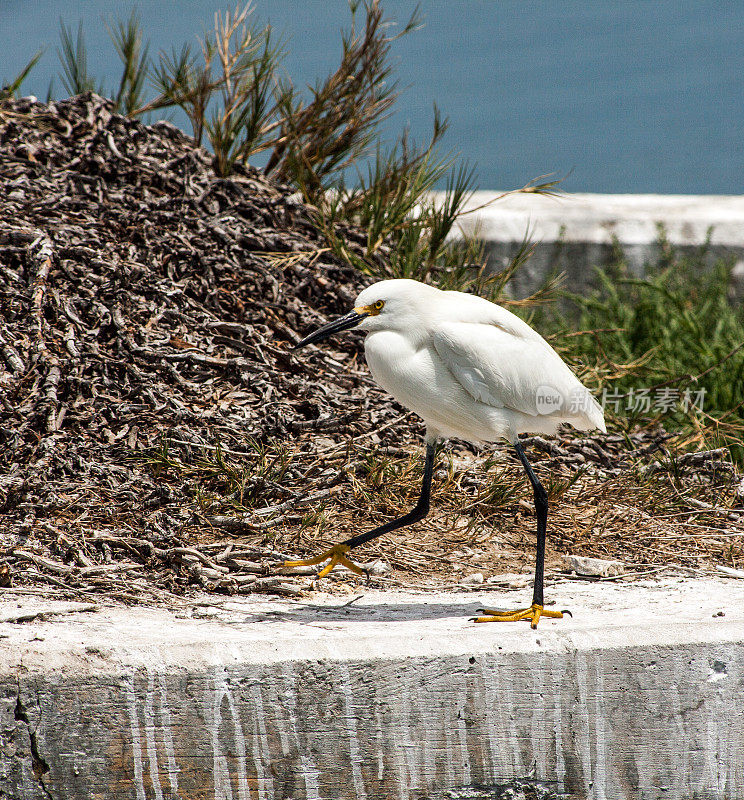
<box><xmin>472</xmin><ymin>603</ymin><xmax>568</xmax><ymax>630</ymax></box>
<box><xmin>283</xmin><ymin>544</ymin><xmax>365</xmax><ymax>579</ymax></box>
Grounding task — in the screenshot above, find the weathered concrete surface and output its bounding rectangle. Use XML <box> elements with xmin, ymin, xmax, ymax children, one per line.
<box><xmin>445</xmin><ymin>192</ymin><xmax>744</xmax><ymax>296</ymax></box>
<box><xmin>2</xmin><ymin>576</ymin><xmax>744</xmax><ymax>799</ymax></box>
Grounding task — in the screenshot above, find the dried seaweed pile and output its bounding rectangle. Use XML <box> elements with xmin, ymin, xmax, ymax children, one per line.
<box><xmin>1</xmin><ymin>93</ymin><xmax>742</xmax><ymax>603</ymax></box>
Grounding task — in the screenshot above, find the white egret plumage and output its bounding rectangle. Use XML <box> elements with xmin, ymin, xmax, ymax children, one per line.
<box><xmin>286</xmin><ymin>278</ymin><xmax>606</xmax><ymax>628</ymax></box>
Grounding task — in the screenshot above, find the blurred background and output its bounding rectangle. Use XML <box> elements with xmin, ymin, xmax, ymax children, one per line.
<box><xmin>2</xmin><ymin>0</ymin><xmax>744</xmax><ymax>193</ymax></box>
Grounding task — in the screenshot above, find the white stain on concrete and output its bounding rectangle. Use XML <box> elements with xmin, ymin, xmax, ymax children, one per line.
<box><xmin>549</xmin><ymin>660</ymin><xmax>566</xmax><ymax>786</ymax></box>
<box><xmin>591</xmin><ymin>653</ymin><xmax>607</xmax><ymax>800</ymax></box>
<box><xmin>281</xmin><ymin>663</ymin><xmax>321</xmax><ymax>800</ymax></box>
<box><xmin>126</xmin><ymin>670</ymin><xmax>180</xmax><ymax>800</ymax></box>
<box><xmin>441</xmin><ymin>689</ymin><xmax>456</xmax><ymax>789</ymax></box>
<box><xmin>387</xmin><ymin>694</ymin><xmax>411</xmax><ymax>800</ymax></box>
<box><xmin>574</xmin><ymin>651</ymin><xmax>594</xmax><ymax>798</ymax></box>
<box><xmin>156</xmin><ymin>671</ymin><xmax>180</xmax><ymax>795</ymax></box>
<box><xmin>126</xmin><ymin>675</ymin><xmax>146</xmax><ymax>800</ymax></box>
<box><xmin>250</xmin><ymin>683</ymin><xmax>275</xmax><ymax>800</ymax></box>
<box><xmin>338</xmin><ymin>664</ymin><xmax>367</xmax><ymax>800</ymax></box>
<box><xmin>481</xmin><ymin>662</ymin><xmax>508</xmax><ymax>781</ymax></box>
<box><xmin>500</xmin><ymin>663</ymin><xmax>521</xmax><ymax>776</ymax></box>
<box><xmin>144</xmin><ymin>671</ymin><xmax>164</xmax><ymax>800</ymax></box>
<box><xmin>529</xmin><ymin>652</ymin><xmax>547</xmax><ymax>779</ymax></box>
<box><xmin>210</xmin><ymin>667</ymin><xmax>249</xmax><ymax>800</ymax></box>
<box><xmin>399</xmin><ymin>684</ymin><xmax>419</xmax><ymax>791</ymax></box>
<box><xmin>419</xmin><ymin>678</ymin><xmax>437</xmax><ymax>785</ymax></box>
<box><xmin>373</xmin><ymin>702</ymin><xmax>386</xmax><ymax>783</ymax></box>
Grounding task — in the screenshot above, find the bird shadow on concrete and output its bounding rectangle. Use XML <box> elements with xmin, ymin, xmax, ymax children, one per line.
<box><xmin>230</xmin><ymin>597</ymin><xmax>537</xmax><ymax>626</ymax></box>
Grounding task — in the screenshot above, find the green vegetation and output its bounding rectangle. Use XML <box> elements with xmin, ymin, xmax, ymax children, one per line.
<box><xmin>541</xmin><ymin>234</ymin><xmax>744</xmax><ymax>458</ymax></box>
<box><xmin>0</xmin><ymin>49</ymin><xmax>43</xmax><ymax>101</ymax></box>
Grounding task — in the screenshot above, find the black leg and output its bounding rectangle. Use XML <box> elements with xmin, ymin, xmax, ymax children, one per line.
<box><xmin>514</xmin><ymin>439</ymin><xmax>548</xmax><ymax>608</ymax></box>
<box><xmin>472</xmin><ymin>442</ymin><xmax>564</xmax><ymax>627</ymax></box>
<box><xmin>342</xmin><ymin>441</ymin><xmax>437</xmax><ymax>550</ymax></box>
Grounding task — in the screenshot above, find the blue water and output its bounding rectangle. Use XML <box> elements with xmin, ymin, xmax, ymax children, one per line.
<box><xmin>2</xmin><ymin>1</ymin><xmax>743</xmax><ymax>194</ymax></box>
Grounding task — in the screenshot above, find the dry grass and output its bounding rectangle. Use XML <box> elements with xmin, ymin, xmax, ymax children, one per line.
<box><xmin>146</xmin><ymin>425</ymin><xmax>743</xmax><ymax>593</ymax></box>
<box><xmin>4</xmin><ymin>413</ymin><xmax>741</xmax><ymax>603</ymax></box>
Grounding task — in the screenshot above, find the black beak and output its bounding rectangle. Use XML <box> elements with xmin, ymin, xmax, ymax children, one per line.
<box><xmin>294</xmin><ymin>310</ymin><xmax>368</xmax><ymax>350</ymax></box>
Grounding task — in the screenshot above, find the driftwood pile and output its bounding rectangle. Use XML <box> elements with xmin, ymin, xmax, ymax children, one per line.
<box><xmin>0</xmin><ymin>92</ymin><xmax>406</xmax><ymax>600</ymax></box>
<box><xmin>1</xmin><ymin>93</ymin><xmax>742</xmax><ymax>602</ymax></box>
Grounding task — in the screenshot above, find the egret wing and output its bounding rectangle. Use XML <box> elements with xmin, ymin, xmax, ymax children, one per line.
<box><xmin>432</xmin><ymin>321</ymin><xmax>600</xmax><ymax>424</ymax></box>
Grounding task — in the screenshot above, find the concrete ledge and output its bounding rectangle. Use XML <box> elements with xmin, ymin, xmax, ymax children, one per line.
<box><xmin>2</xmin><ymin>577</ymin><xmax>744</xmax><ymax>799</ymax></box>
<box><xmin>445</xmin><ymin>192</ymin><xmax>744</xmax><ymax>296</ymax></box>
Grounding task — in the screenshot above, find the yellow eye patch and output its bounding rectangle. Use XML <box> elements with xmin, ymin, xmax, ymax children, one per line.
<box><xmin>354</xmin><ymin>300</ymin><xmax>385</xmax><ymax>316</ymax></box>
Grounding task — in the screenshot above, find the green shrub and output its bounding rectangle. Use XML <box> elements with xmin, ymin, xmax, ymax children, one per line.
<box><xmin>545</xmin><ymin>234</ymin><xmax>744</xmax><ymax>458</ymax></box>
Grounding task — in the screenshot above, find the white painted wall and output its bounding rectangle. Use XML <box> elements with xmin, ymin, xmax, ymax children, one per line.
<box><xmin>438</xmin><ymin>192</ymin><xmax>744</xmax><ymax>297</ymax></box>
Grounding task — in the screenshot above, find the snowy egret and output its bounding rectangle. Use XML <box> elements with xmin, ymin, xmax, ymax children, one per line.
<box><xmin>286</xmin><ymin>278</ymin><xmax>606</xmax><ymax>628</ymax></box>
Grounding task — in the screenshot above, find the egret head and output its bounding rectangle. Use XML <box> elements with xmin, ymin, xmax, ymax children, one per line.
<box><xmin>294</xmin><ymin>279</ymin><xmax>436</xmax><ymax>349</ymax></box>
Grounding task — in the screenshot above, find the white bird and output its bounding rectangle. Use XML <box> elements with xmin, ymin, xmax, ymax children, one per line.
<box><xmin>285</xmin><ymin>278</ymin><xmax>606</xmax><ymax>628</ymax></box>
